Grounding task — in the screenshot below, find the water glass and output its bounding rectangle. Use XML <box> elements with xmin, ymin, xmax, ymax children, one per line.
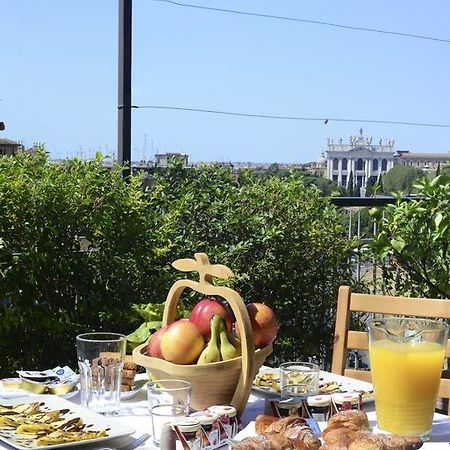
<box><xmin>280</xmin><ymin>362</ymin><xmax>320</xmax><ymax>399</ymax></box>
<box><xmin>76</xmin><ymin>332</ymin><xmax>126</xmax><ymax>415</ymax></box>
<box><xmin>147</xmin><ymin>379</ymin><xmax>191</xmax><ymax>445</ymax></box>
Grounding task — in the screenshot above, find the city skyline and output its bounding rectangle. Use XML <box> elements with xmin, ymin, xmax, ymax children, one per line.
<box><xmin>1</xmin><ymin>0</ymin><xmax>449</xmax><ymax>163</ymax></box>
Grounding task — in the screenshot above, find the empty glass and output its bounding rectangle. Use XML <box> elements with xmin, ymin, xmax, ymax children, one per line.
<box><xmin>147</xmin><ymin>379</ymin><xmax>191</xmax><ymax>446</ymax></box>
<box><xmin>76</xmin><ymin>332</ymin><xmax>126</xmax><ymax>415</ymax></box>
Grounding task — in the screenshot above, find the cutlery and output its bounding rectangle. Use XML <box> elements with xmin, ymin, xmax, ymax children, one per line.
<box><xmin>96</xmin><ymin>432</ymin><xmax>150</xmax><ymax>450</ymax></box>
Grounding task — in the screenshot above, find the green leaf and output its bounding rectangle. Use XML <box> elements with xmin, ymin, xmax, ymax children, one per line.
<box><xmin>390</xmin><ymin>237</ymin><xmax>405</xmax><ymax>253</ymax></box>
<box><xmin>126</xmin><ymin>322</ymin><xmax>153</xmax><ymax>344</ymax></box>
<box><xmin>435</xmin><ymin>212</ymin><xmax>443</xmax><ymax>228</ymax></box>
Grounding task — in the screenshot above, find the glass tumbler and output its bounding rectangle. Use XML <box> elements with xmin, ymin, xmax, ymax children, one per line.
<box><xmin>147</xmin><ymin>379</ymin><xmax>191</xmax><ymax>446</ymax></box>
<box><xmin>76</xmin><ymin>332</ymin><xmax>126</xmax><ymax>415</ymax></box>
<box><xmin>279</xmin><ymin>361</ymin><xmax>320</xmax><ymax>400</ymax></box>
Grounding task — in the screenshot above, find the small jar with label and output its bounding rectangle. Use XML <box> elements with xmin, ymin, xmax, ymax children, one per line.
<box><xmin>189</xmin><ymin>410</ymin><xmax>220</xmax><ymax>448</ymax></box>
<box><xmin>332</xmin><ymin>392</ymin><xmax>361</xmax><ymax>411</ymax></box>
<box><xmin>171</xmin><ymin>417</ymin><xmax>202</xmax><ymax>450</ymax></box>
<box><xmin>207</xmin><ymin>405</ymin><xmax>238</xmax><ymax>440</ymax></box>
<box><xmin>307</xmin><ymin>394</ymin><xmax>332</xmax><ymax>421</ymax></box>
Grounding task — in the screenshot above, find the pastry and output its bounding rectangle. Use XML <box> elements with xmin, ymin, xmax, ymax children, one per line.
<box><xmin>255</xmin><ymin>415</ymin><xmax>279</xmax><ymax>434</ymax></box>
<box><xmin>236</xmin><ymin>415</ymin><xmax>321</xmax><ymax>450</ymax></box>
<box><xmin>322</xmin><ymin>411</ymin><xmax>423</xmax><ymax>450</ymax></box>
<box><xmin>348</xmin><ymin>432</ymin><xmax>423</xmax><ymax>450</ymax></box>
<box><xmin>326</xmin><ymin>410</ymin><xmax>371</xmax><ymax>432</ymax></box>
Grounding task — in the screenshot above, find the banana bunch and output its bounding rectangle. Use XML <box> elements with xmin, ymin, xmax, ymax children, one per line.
<box><xmin>197</xmin><ymin>315</ymin><xmax>241</xmax><ymax>364</ymax></box>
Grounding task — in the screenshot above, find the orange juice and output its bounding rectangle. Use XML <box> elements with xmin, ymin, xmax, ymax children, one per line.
<box><xmin>369</xmin><ymin>339</ymin><xmax>445</xmax><ymax>436</ymax></box>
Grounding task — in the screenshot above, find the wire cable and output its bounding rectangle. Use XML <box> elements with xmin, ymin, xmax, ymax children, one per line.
<box><xmin>150</xmin><ymin>0</ymin><xmax>448</xmax><ymax>44</ymax></box>
<box><xmin>121</xmin><ymin>104</ymin><xmax>450</xmax><ymax>128</ymax></box>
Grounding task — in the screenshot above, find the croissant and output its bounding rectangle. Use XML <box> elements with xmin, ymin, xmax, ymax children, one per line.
<box><xmin>348</xmin><ymin>432</ymin><xmax>423</xmax><ymax>450</ymax></box>
<box><xmin>232</xmin><ymin>433</ymin><xmax>294</xmax><ymax>449</ymax></box>
<box><xmin>235</xmin><ymin>415</ymin><xmax>321</xmax><ymax>450</ymax></box>
<box><xmin>255</xmin><ymin>415</ymin><xmax>280</xmax><ymax>434</ymax></box>
<box><xmin>322</xmin><ymin>411</ymin><xmax>423</xmax><ymax>450</ymax></box>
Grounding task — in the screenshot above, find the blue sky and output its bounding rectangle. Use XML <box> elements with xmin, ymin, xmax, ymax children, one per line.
<box><xmin>1</xmin><ymin>0</ymin><xmax>449</xmax><ymax>163</ymax></box>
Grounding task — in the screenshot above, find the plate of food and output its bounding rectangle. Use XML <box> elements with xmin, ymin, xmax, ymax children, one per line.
<box><xmin>0</xmin><ymin>395</ymin><xmax>135</xmax><ymax>449</ymax></box>
<box><xmin>230</xmin><ymin>411</ymin><xmax>423</xmax><ymax>449</ymax></box>
<box><xmin>253</xmin><ymin>367</ymin><xmax>374</xmax><ymax>403</ymax></box>
<box><xmin>0</xmin><ymin>380</ymin><xmax>79</xmax><ymax>401</ymax></box>
<box><xmin>121</xmin><ymin>378</ymin><xmax>146</xmax><ymax>401</ymax></box>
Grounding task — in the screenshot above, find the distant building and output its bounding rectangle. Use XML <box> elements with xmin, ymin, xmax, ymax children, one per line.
<box><xmin>0</xmin><ymin>138</ymin><xmax>23</xmax><ymax>156</ymax></box>
<box><xmin>324</xmin><ymin>129</ymin><xmax>395</xmax><ymax>189</ymax></box>
<box><xmin>395</xmin><ymin>150</ymin><xmax>449</xmax><ymax>175</ymax></box>
<box><xmin>154</xmin><ymin>152</ymin><xmax>188</xmax><ymax>168</ymax></box>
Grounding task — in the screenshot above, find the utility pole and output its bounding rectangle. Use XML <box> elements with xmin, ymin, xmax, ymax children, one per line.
<box><xmin>118</xmin><ymin>0</ymin><xmax>132</xmax><ymax>179</ymax></box>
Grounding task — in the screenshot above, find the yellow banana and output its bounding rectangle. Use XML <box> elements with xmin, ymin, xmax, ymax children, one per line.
<box><xmin>219</xmin><ymin>319</ymin><xmax>241</xmax><ymax>361</ymax></box>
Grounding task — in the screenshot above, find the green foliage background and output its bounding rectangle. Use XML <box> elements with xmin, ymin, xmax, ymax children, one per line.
<box><xmin>0</xmin><ymin>152</ymin><xmax>354</xmax><ymax>376</ymax></box>
<box><xmin>370</xmin><ymin>176</ymin><xmax>450</xmax><ymax>298</ymax></box>
<box><xmin>382</xmin><ymin>165</ymin><xmax>425</xmax><ymax>195</ymax></box>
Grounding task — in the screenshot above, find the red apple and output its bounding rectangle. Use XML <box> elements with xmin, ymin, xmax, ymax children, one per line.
<box><xmin>160</xmin><ymin>319</ymin><xmax>205</xmax><ymax>364</ymax></box>
<box><xmin>189</xmin><ymin>297</ymin><xmax>233</xmax><ymax>340</ymax></box>
<box><xmin>147</xmin><ymin>326</ymin><xmax>168</xmax><ymax>359</ymax></box>
<box><xmin>237</xmin><ymin>302</ymin><xmax>278</xmax><ymax>348</ymax></box>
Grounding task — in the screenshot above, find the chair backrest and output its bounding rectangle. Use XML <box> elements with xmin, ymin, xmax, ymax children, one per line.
<box><xmin>331</xmin><ymin>285</ymin><xmax>450</xmax><ymax>413</ymax></box>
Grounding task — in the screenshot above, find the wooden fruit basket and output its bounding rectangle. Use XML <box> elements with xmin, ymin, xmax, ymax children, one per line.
<box><xmin>133</xmin><ymin>253</ymin><xmax>273</xmax><ymax>415</ymax></box>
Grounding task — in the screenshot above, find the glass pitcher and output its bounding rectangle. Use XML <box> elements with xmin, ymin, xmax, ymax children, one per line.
<box><xmin>368</xmin><ymin>317</ymin><xmax>449</xmax><ymax>440</ymax></box>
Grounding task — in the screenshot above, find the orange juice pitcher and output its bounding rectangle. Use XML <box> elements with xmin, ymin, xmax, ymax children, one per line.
<box><xmin>368</xmin><ymin>318</ymin><xmax>448</xmax><ymax>440</ymax></box>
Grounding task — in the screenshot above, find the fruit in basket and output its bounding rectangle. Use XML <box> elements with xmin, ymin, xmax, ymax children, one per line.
<box><xmin>189</xmin><ymin>297</ymin><xmax>233</xmax><ymax>340</ymax></box>
<box><xmin>197</xmin><ymin>315</ymin><xmax>222</xmax><ymax>364</ymax></box>
<box><xmin>160</xmin><ymin>319</ymin><xmax>205</xmax><ymax>364</ymax></box>
<box><xmin>237</xmin><ymin>302</ymin><xmax>278</xmax><ymax>348</ymax></box>
<box><xmin>147</xmin><ymin>326</ymin><xmax>167</xmax><ymax>358</ymax></box>
<box><xmin>219</xmin><ymin>318</ymin><xmax>241</xmax><ymax>360</ymax></box>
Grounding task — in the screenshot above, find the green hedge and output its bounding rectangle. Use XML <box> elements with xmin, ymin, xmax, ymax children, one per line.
<box><xmin>0</xmin><ymin>152</ymin><xmax>354</xmax><ymax>376</ymax></box>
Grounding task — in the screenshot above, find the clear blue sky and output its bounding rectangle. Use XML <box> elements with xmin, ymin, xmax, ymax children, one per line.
<box><xmin>1</xmin><ymin>0</ymin><xmax>449</xmax><ymax>163</ymax></box>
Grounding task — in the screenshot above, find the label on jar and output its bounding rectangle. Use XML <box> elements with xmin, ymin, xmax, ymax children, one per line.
<box><xmin>207</xmin><ymin>405</ymin><xmax>238</xmax><ymax>440</ymax></box>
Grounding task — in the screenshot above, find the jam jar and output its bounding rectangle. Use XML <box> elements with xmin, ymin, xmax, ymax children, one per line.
<box><xmin>171</xmin><ymin>417</ymin><xmax>202</xmax><ymax>450</ymax></box>
<box><xmin>207</xmin><ymin>405</ymin><xmax>238</xmax><ymax>439</ymax></box>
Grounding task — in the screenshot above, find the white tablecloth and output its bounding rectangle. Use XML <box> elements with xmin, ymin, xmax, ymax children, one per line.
<box><xmin>1</xmin><ymin>373</ymin><xmax>450</xmax><ymax>449</ymax></box>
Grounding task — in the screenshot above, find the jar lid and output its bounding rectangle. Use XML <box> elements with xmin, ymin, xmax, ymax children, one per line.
<box><xmin>332</xmin><ymin>392</ymin><xmax>359</xmax><ymax>404</ymax></box>
<box><xmin>189</xmin><ymin>410</ymin><xmax>219</xmax><ymax>425</ymax></box>
<box><xmin>307</xmin><ymin>394</ymin><xmax>332</xmax><ymax>407</ymax></box>
<box><xmin>171</xmin><ymin>417</ymin><xmax>201</xmax><ymax>433</ymax></box>
<box><xmin>208</xmin><ymin>405</ymin><xmax>237</xmax><ymax>418</ymax></box>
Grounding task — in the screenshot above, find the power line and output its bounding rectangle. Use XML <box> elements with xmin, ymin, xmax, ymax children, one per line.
<box><xmin>150</xmin><ymin>0</ymin><xmax>448</xmax><ymax>44</ymax></box>
<box><xmin>126</xmin><ymin>104</ymin><xmax>450</xmax><ymax>128</ymax></box>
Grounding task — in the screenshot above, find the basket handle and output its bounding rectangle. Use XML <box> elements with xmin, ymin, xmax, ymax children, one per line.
<box><xmin>162</xmin><ymin>253</ymin><xmax>255</xmax><ymax>416</ymax></box>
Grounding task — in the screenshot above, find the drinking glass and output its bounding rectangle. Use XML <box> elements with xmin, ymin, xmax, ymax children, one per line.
<box><xmin>147</xmin><ymin>379</ymin><xmax>191</xmax><ymax>445</ymax></box>
<box><xmin>368</xmin><ymin>317</ymin><xmax>449</xmax><ymax>440</ymax></box>
<box><xmin>76</xmin><ymin>332</ymin><xmax>126</xmax><ymax>415</ymax></box>
<box><xmin>279</xmin><ymin>362</ymin><xmax>320</xmax><ymax>399</ymax></box>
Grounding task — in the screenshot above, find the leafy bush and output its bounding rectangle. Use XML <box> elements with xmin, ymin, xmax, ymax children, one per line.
<box><xmin>144</xmin><ymin>165</ymin><xmax>355</xmax><ymax>366</ymax></box>
<box><xmin>370</xmin><ymin>176</ymin><xmax>450</xmax><ymax>298</ymax></box>
<box><xmin>0</xmin><ymin>151</ymin><xmax>164</xmax><ymax>376</ymax></box>
<box><xmin>382</xmin><ymin>165</ymin><xmax>425</xmax><ymax>195</ymax></box>
<box><xmin>0</xmin><ymin>153</ymin><xmax>354</xmax><ymax>376</ymax></box>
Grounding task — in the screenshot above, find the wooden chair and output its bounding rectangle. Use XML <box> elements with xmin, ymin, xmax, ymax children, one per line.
<box><xmin>331</xmin><ymin>285</ymin><xmax>450</xmax><ymax>414</ymax></box>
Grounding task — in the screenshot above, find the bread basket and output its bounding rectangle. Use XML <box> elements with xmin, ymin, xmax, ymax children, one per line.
<box><xmin>133</xmin><ymin>253</ymin><xmax>273</xmax><ymax>415</ymax></box>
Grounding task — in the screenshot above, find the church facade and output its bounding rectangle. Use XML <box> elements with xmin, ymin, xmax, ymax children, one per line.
<box><xmin>325</xmin><ymin>129</ymin><xmax>395</xmax><ymax>189</ymax></box>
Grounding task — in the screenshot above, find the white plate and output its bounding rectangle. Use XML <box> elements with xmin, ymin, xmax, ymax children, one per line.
<box><xmin>0</xmin><ymin>386</ymin><xmax>79</xmax><ymax>400</ymax></box>
<box><xmin>0</xmin><ymin>395</ymin><xmax>135</xmax><ymax>450</ymax></box>
<box><xmin>121</xmin><ymin>379</ymin><xmax>146</xmax><ymax>401</ymax></box>
<box><xmin>253</xmin><ymin>367</ymin><xmax>374</xmax><ymax>402</ymax></box>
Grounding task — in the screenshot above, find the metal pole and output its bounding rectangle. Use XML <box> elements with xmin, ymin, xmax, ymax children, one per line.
<box><xmin>118</xmin><ymin>0</ymin><xmax>132</xmax><ymax>179</ymax></box>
